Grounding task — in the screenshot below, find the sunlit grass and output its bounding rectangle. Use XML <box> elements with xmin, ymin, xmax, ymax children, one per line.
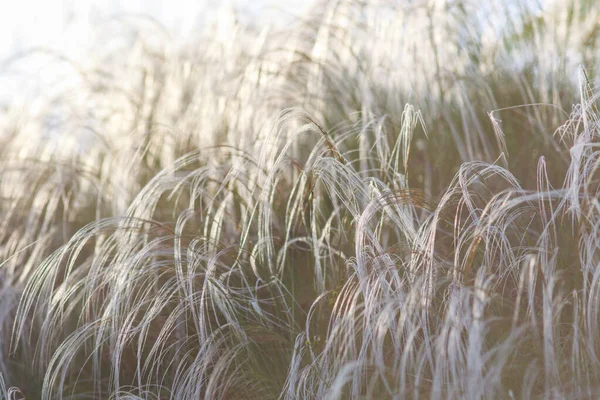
<box><xmin>1</xmin><ymin>0</ymin><xmax>600</xmax><ymax>398</ymax></box>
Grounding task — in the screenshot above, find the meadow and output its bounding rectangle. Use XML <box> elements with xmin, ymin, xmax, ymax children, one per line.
<box><xmin>1</xmin><ymin>0</ymin><xmax>600</xmax><ymax>398</ymax></box>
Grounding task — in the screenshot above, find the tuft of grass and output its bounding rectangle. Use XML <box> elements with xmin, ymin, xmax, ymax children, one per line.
<box><xmin>2</xmin><ymin>0</ymin><xmax>600</xmax><ymax>398</ymax></box>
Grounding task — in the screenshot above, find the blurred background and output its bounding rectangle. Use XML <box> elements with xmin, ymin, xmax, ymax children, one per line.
<box><xmin>1</xmin><ymin>0</ymin><xmax>305</xmax><ymax>56</ymax></box>
<box><xmin>0</xmin><ymin>0</ymin><xmax>305</xmax><ymax>104</ymax></box>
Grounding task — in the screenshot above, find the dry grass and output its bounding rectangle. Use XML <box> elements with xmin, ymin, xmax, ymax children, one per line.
<box><xmin>1</xmin><ymin>0</ymin><xmax>600</xmax><ymax>398</ymax></box>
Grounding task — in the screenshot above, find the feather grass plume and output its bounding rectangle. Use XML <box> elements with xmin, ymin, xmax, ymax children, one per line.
<box><xmin>2</xmin><ymin>0</ymin><xmax>600</xmax><ymax>398</ymax></box>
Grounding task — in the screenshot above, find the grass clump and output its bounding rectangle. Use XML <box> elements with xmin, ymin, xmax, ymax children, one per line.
<box><xmin>2</xmin><ymin>0</ymin><xmax>600</xmax><ymax>398</ymax></box>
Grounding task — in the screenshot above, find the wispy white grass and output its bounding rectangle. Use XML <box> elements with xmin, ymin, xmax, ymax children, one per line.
<box><xmin>2</xmin><ymin>0</ymin><xmax>600</xmax><ymax>398</ymax></box>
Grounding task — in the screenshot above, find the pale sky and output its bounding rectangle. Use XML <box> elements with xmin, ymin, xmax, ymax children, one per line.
<box><xmin>0</xmin><ymin>0</ymin><xmax>306</xmax><ymax>105</ymax></box>
<box><xmin>0</xmin><ymin>0</ymin><xmax>304</xmax><ymax>59</ymax></box>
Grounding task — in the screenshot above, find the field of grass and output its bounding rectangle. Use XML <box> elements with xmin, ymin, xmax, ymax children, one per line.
<box><xmin>1</xmin><ymin>0</ymin><xmax>600</xmax><ymax>398</ymax></box>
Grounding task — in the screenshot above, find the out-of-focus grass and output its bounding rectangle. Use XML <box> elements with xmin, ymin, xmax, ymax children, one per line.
<box><xmin>1</xmin><ymin>0</ymin><xmax>600</xmax><ymax>398</ymax></box>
